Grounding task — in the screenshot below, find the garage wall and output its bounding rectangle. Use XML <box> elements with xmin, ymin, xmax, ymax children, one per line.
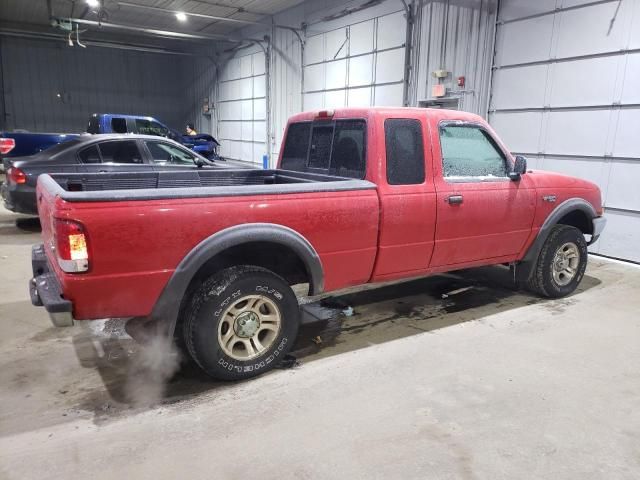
<box><xmin>303</xmin><ymin>9</ymin><xmax>407</xmax><ymax>111</ymax></box>
<box><xmin>216</xmin><ymin>50</ymin><xmax>267</xmax><ymax>165</ymax></box>
<box><xmin>0</xmin><ymin>37</ymin><xmax>198</xmax><ymax>133</ymax></box>
<box><xmin>489</xmin><ymin>0</ymin><xmax>640</xmax><ymax>262</ymax></box>
<box><xmin>221</xmin><ymin>0</ymin><xmax>497</xmax><ymax>166</ymax></box>
<box><xmin>414</xmin><ymin>0</ymin><xmax>497</xmax><ymax>114</ymax></box>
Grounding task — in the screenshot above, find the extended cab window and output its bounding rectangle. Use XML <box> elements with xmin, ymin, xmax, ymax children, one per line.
<box><xmin>280</xmin><ymin>120</ymin><xmax>366</xmax><ymax>179</ymax></box>
<box><xmin>111</xmin><ymin>117</ymin><xmax>128</xmax><ymax>134</ymax></box>
<box><xmin>79</xmin><ymin>145</ymin><xmax>101</xmax><ymax>163</ymax></box>
<box><xmin>385</xmin><ymin>119</ymin><xmax>425</xmax><ymax>185</ymax></box>
<box><xmin>146</xmin><ymin>141</ymin><xmax>196</xmax><ymax>165</ymax></box>
<box><xmin>98</xmin><ymin>141</ymin><xmax>143</xmax><ymax>164</ymax></box>
<box><xmin>439</xmin><ymin>125</ymin><xmax>508</xmax><ymax>179</ymax></box>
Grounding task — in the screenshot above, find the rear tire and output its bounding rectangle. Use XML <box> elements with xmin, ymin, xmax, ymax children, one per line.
<box><xmin>527</xmin><ymin>225</ymin><xmax>588</xmax><ymax>298</ymax></box>
<box><xmin>182</xmin><ymin>265</ymin><xmax>299</xmax><ymax>380</ymax></box>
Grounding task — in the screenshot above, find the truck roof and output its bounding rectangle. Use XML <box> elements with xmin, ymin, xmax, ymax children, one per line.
<box><xmin>90</xmin><ymin>113</ymin><xmax>158</xmax><ymax>121</ymax></box>
<box><xmin>287</xmin><ymin>107</ymin><xmax>485</xmax><ymax>124</ymax></box>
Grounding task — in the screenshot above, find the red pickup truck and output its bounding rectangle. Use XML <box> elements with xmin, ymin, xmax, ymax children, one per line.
<box><xmin>30</xmin><ymin>107</ymin><xmax>606</xmax><ymax>380</ymax></box>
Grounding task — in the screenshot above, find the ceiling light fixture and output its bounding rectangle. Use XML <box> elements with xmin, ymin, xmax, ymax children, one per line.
<box><xmin>86</xmin><ymin>0</ymin><xmax>100</xmax><ymax>7</ymax></box>
<box><xmin>175</xmin><ymin>12</ymin><xmax>187</xmax><ymax>21</ymax></box>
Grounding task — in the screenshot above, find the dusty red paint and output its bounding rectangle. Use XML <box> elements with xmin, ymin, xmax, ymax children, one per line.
<box><xmin>37</xmin><ymin>107</ymin><xmax>603</xmax><ymax>320</ymax></box>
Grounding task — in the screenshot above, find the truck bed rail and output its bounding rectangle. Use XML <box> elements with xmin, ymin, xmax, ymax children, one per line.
<box><xmin>40</xmin><ymin>169</ymin><xmax>375</xmax><ymax>203</ymax></box>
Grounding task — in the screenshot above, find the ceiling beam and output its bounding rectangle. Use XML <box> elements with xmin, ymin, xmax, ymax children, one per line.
<box><xmin>118</xmin><ymin>1</ymin><xmax>268</xmax><ymax>26</ymax></box>
<box><xmin>55</xmin><ymin>17</ymin><xmax>239</xmax><ymax>42</ymax></box>
<box><xmin>117</xmin><ymin>1</ymin><xmax>303</xmax><ymax>31</ymax></box>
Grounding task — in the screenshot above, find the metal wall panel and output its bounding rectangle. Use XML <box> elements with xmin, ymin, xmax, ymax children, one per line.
<box><xmin>302</xmin><ymin>9</ymin><xmax>407</xmax><ymax>112</ymax></box>
<box><xmin>498</xmin><ymin>0</ymin><xmax>558</xmax><ymax>21</ymax></box>
<box><xmin>0</xmin><ymin>37</ymin><xmax>203</xmax><ymax>133</ymax></box>
<box><xmin>415</xmin><ymin>0</ymin><xmax>498</xmax><ymax>114</ymax></box>
<box><xmin>489</xmin><ymin>112</ymin><xmax>543</xmax><ymax>153</ymax></box>
<box><xmin>490</xmin><ymin>65</ymin><xmax>548</xmax><ymax>109</ymax></box>
<box><xmin>490</xmin><ymin>0</ymin><xmax>640</xmax><ymax>262</ymax></box>
<box><xmin>494</xmin><ymin>15</ymin><xmax>554</xmax><ymax>66</ymax></box>
<box><xmin>217</xmin><ymin>50</ymin><xmax>268</xmax><ymax>165</ymax></box>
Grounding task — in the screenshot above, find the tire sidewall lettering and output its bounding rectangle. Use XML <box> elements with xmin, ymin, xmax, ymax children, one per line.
<box><xmin>217</xmin><ymin>337</ymin><xmax>288</xmax><ymax>373</ymax></box>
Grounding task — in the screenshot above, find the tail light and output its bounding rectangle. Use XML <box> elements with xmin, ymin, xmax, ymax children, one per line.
<box><xmin>0</xmin><ymin>138</ymin><xmax>15</xmax><ymax>155</ymax></box>
<box><xmin>7</xmin><ymin>167</ymin><xmax>27</xmax><ymax>185</ymax></box>
<box><xmin>54</xmin><ymin>219</ymin><xmax>89</xmax><ymax>273</ymax></box>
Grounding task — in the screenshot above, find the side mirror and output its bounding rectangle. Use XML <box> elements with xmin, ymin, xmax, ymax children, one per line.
<box><xmin>509</xmin><ymin>155</ymin><xmax>527</xmax><ymax>181</ymax></box>
<box><xmin>195</xmin><ymin>158</ymin><xmax>205</xmax><ymax>168</ymax></box>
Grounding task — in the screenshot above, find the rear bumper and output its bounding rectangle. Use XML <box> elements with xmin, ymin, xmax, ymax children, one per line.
<box><xmin>590</xmin><ymin>216</ymin><xmax>607</xmax><ymax>245</ymax></box>
<box><xmin>29</xmin><ymin>244</ymin><xmax>74</xmax><ymax>327</ymax></box>
<box><xmin>1</xmin><ymin>182</ymin><xmax>38</xmax><ymax>215</ymax></box>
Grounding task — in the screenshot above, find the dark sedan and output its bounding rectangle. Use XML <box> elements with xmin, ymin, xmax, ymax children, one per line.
<box><xmin>1</xmin><ymin>134</ymin><xmax>221</xmax><ymax>215</ymax></box>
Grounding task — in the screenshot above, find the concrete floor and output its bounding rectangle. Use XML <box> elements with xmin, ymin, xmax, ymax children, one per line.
<box><xmin>0</xmin><ymin>203</ymin><xmax>639</xmax><ymax>480</ymax></box>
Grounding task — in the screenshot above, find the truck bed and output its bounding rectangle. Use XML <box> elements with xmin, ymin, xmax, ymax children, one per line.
<box><xmin>43</xmin><ymin>169</ymin><xmax>375</xmax><ymax>202</ymax></box>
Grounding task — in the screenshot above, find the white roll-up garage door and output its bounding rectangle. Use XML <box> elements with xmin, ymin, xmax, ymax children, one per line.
<box><xmin>303</xmin><ymin>10</ymin><xmax>407</xmax><ymax>110</ymax></box>
<box><xmin>217</xmin><ymin>51</ymin><xmax>267</xmax><ymax>165</ymax></box>
<box><xmin>489</xmin><ymin>0</ymin><xmax>640</xmax><ymax>262</ymax></box>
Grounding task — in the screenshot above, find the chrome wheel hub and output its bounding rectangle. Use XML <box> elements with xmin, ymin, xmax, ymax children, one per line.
<box><xmin>234</xmin><ymin>311</ymin><xmax>260</xmax><ymax>338</ymax></box>
<box><xmin>218</xmin><ymin>294</ymin><xmax>282</xmax><ymax>361</ymax></box>
<box><xmin>552</xmin><ymin>242</ymin><xmax>580</xmax><ymax>287</ymax></box>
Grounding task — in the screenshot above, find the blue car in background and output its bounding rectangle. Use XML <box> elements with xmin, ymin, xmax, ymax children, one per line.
<box><xmin>86</xmin><ymin>114</ymin><xmax>222</xmax><ymax>160</ymax></box>
<box><xmin>0</xmin><ymin>113</ymin><xmax>222</xmax><ymax>169</ymax></box>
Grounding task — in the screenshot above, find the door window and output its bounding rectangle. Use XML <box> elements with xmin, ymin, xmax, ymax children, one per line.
<box><xmin>385</xmin><ymin>119</ymin><xmax>425</xmax><ymax>185</ymax></box>
<box><xmin>78</xmin><ymin>145</ymin><xmax>101</xmax><ymax>163</ymax></box>
<box><xmin>439</xmin><ymin>125</ymin><xmax>508</xmax><ymax>180</ymax></box>
<box><xmin>98</xmin><ymin>141</ymin><xmax>143</xmax><ymax>164</ymax></box>
<box><xmin>145</xmin><ymin>141</ymin><xmax>197</xmax><ymax>165</ymax></box>
<box><xmin>135</xmin><ymin>119</ymin><xmax>169</xmax><ymax>137</ymax></box>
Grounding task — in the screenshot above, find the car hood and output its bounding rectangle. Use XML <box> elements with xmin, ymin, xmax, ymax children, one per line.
<box><xmin>525</xmin><ymin>169</ymin><xmax>599</xmax><ymax>191</ymax></box>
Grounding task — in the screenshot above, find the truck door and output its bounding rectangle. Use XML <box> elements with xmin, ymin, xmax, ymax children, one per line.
<box><xmin>371</xmin><ymin>116</ymin><xmax>437</xmax><ymax>282</ymax></box>
<box><xmin>429</xmin><ymin>121</ymin><xmax>536</xmax><ymax>268</ymax></box>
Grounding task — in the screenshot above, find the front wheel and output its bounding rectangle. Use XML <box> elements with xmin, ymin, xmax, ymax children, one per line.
<box><xmin>527</xmin><ymin>225</ymin><xmax>588</xmax><ymax>298</ymax></box>
<box><xmin>182</xmin><ymin>265</ymin><xmax>299</xmax><ymax>380</ymax></box>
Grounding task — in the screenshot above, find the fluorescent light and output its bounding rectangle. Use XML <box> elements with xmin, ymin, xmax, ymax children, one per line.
<box><xmin>175</xmin><ymin>11</ymin><xmax>187</xmax><ymax>21</ymax></box>
<box><xmin>86</xmin><ymin>0</ymin><xmax>100</xmax><ymax>7</ymax></box>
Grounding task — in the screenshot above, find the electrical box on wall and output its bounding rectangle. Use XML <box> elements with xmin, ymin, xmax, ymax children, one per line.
<box><xmin>202</xmin><ymin>97</ymin><xmax>211</xmax><ymax>115</ymax></box>
<box><xmin>432</xmin><ymin>84</ymin><xmax>446</xmax><ymax>98</ymax></box>
<box><xmin>432</xmin><ymin>70</ymin><xmax>449</xmax><ymax>79</ymax></box>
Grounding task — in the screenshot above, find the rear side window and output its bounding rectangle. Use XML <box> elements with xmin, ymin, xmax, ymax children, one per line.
<box><xmin>331</xmin><ymin>120</ymin><xmax>366</xmax><ymax>177</ymax></box>
<box><xmin>79</xmin><ymin>145</ymin><xmax>101</xmax><ymax>163</ymax></box>
<box><xmin>280</xmin><ymin>120</ymin><xmax>366</xmax><ymax>179</ymax></box>
<box><xmin>111</xmin><ymin>118</ymin><xmax>128</xmax><ymax>134</ymax></box>
<box><xmin>385</xmin><ymin>119</ymin><xmax>425</xmax><ymax>185</ymax></box>
<box><xmin>98</xmin><ymin>141</ymin><xmax>143</xmax><ymax>164</ymax></box>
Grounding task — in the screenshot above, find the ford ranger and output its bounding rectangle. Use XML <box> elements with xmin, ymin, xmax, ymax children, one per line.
<box><xmin>29</xmin><ymin>107</ymin><xmax>606</xmax><ymax>380</ymax></box>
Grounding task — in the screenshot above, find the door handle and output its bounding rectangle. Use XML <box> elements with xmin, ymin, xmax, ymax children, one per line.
<box><xmin>446</xmin><ymin>194</ymin><xmax>463</xmax><ymax>205</ymax></box>
<box><xmin>99</xmin><ymin>170</ymin><xmax>108</xmax><ymax>173</ymax></box>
